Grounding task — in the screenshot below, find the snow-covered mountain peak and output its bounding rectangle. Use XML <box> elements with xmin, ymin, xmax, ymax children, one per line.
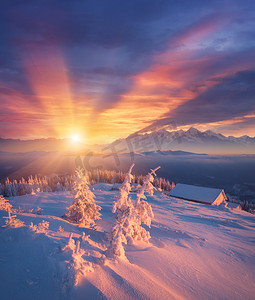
<box><xmin>186</xmin><ymin>127</ymin><xmax>200</xmax><ymax>135</ymax></box>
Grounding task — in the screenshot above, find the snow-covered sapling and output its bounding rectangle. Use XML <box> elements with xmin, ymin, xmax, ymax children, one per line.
<box><xmin>69</xmin><ymin>240</ymin><xmax>94</xmax><ymax>286</ymax></box>
<box><xmin>3</xmin><ymin>211</ymin><xmax>25</xmax><ymax>228</ymax></box>
<box><xmin>36</xmin><ymin>207</ymin><xmax>43</xmax><ymax>215</ymax></box>
<box><xmin>37</xmin><ymin>220</ymin><xmax>49</xmax><ymax>233</ymax></box>
<box><xmin>58</xmin><ymin>226</ymin><xmax>64</xmax><ymax>232</ymax></box>
<box><xmin>81</xmin><ymin>232</ymin><xmax>90</xmax><ymax>242</ymax></box>
<box><xmin>29</xmin><ymin>222</ymin><xmax>37</xmax><ymax>232</ymax></box>
<box><xmin>29</xmin><ymin>220</ymin><xmax>49</xmax><ymax>233</ymax></box>
<box><xmin>63</xmin><ymin>233</ymin><xmax>76</xmax><ymax>252</ymax></box>
<box><xmin>66</xmin><ymin>167</ymin><xmax>101</xmax><ymax>227</ymax></box>
<box><xmin>0</xmin><ymin>195</ymin><xmax>13</xmax><ymax>212</ymax></box>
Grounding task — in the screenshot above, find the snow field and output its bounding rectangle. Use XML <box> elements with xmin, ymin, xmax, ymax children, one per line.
<box><xmin>0</xmin><ymin>185</ymin><xmax>255</xmax><ymax>299</ymax></box>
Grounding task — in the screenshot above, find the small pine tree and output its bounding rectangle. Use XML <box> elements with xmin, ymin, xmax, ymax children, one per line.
<box><xmin>3</xmin><ymin>211</ymin><xmax>24</xmax><ymax>228</ymax></box>
<box><xmin>66</xmin><ymin>168</ymin><xmax>101</xmax><ymax>227</ymax></box>
<box><xmin>0</xmin><ymin>195</ymin><xmax>13</xmax><ymax>211</ymax></box>
<box><xmin>29</xmin><ymin>220</ymin><xmax>49</xmax><ymax>233</ymax></box>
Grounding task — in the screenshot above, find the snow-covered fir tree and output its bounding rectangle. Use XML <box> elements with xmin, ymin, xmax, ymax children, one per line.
<box><xmin>112</xmin><ymin>163</ymin><xmax>135</xmax><ymax>221</ymax></box>
<box><xmin>110</xmin><ymin>164</ymin><xmax>135</xmax><ymax>258</ymax></box>
<box><xmin>66</xmin><ymin>167</ymin><xmax>101</xmax><ymax>227</ymax></box>
<box><xmin>0</xmin><ymin>169</ymin><xmax>174</xmax><ymax>197</ymax></box>
<box><xmin>110</xmin><ymin>164</ymin><xmax>160</xmax><ymax>258</ymax></box>
<box><xmin>111</xmin><ymin>223</ymin><xmax>127</xmax><ymax>258</ymax></box>
<box><xmin>135</xmin><ymin>166</ymin><xmax>161</xmax><ymax>229</ymax></box>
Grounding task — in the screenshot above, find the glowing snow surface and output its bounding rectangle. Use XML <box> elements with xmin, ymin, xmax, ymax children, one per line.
<box><xmin>0</xmin><ymin>184</ymin><xmax>254</xmax><ymax>299</ymax></box>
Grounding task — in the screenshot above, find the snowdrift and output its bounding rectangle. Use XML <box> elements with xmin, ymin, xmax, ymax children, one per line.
<box><xmin>0</xmin><ymin>187</ymin><xmax>254</xmax><ymax>299</ymax></box>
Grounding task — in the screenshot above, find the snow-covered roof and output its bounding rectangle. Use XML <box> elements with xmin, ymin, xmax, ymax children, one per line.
<box><xmin>225</xmin><ymin>202</ymin><xmax>242</xmax><ymax>209</ymax></box>
<box><xmin>169</xmin><ymin>183</ymin><xmax>226</xmax><ymax>204</ymax></box>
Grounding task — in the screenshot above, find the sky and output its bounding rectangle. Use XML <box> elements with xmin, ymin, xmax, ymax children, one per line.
<box><xmin>0</xmin><ymin>0</ymin><xmax>255</xmax><ymax>144</ymax></box>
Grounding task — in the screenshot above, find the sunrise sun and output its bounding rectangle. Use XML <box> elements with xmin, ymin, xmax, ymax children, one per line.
<box><xmin>71</xmin><ymin>134</ymin><xmax>80</xmax><ymax>143</ymax></box>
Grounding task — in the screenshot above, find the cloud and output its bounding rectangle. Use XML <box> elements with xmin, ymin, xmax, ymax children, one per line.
<box><xmin>168</xmin><ymin>70</ymin><xmax>255</xmax><ymax>125</ymax></box>
<box><xmin>0</xmin><ymin>0</ymin><xmax>255</xmax><ymax>140</ymax></box>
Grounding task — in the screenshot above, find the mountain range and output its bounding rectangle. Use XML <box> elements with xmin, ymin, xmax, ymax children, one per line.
<box><xmin>107</xmin><ymin>127</ymin><xmax>255</xmax><ymax>155</ymax></box>
<box><xmin>0</xmin><ymin>128</ymin><xmax>254</xmax><ymax>154</ymax></box>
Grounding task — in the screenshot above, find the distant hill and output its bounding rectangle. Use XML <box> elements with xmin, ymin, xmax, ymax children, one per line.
<box><xmin>0</xmin><ymin>138</ymin><xmax>68</xmax><ymax>153</ymax></box>
<box><xmin>0</xmin><ymin>138</ymin><xmax>91</xmax><ymax>153</ymax></box>
<box><xmin>134</xmin><ymin>150</ymin><xmax>207</xmax><ymax>156</ymax></box>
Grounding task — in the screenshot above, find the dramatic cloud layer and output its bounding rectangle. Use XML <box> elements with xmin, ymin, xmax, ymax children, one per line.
<box><xmin>0</xmin><ymin>0</ymin><xmax>255</xmax><ymax>141</ymax></box>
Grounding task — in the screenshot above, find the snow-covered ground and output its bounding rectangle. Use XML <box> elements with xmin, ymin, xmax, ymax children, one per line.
<box><xmin>0</xmin><ymin>183</ymin><xmax>254</xmax><ymax>300</ymax></box>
